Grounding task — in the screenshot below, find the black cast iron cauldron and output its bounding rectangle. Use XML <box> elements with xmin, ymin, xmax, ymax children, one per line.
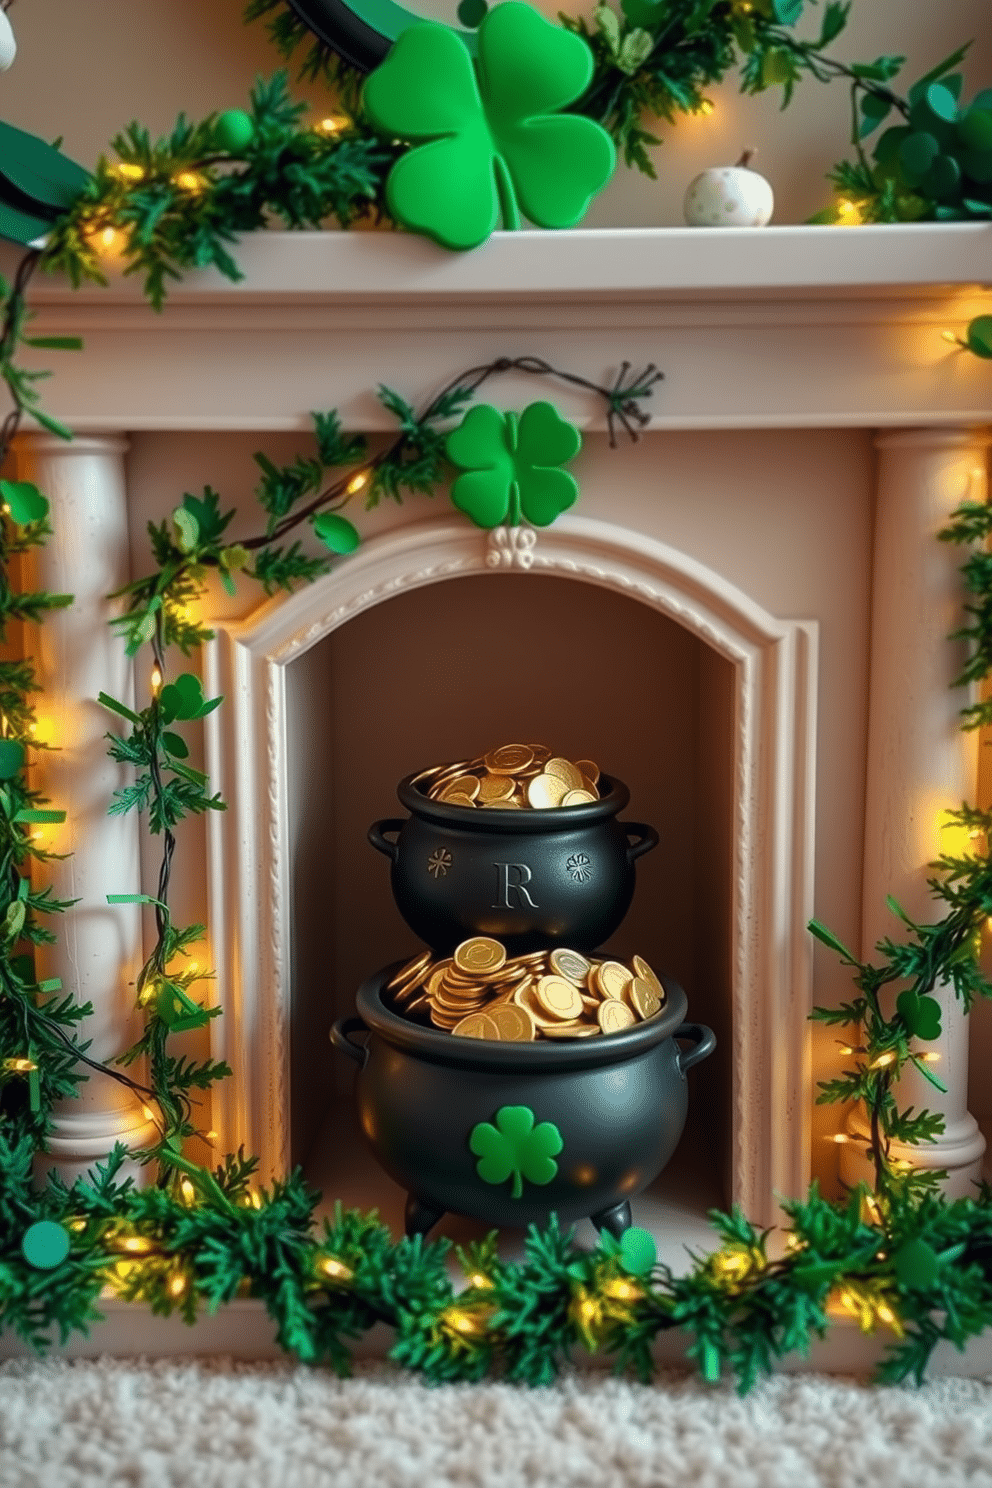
<box><xmin>368</xmin><ymin>773</ymin><xmax>659</xmax><ymax>955</ymax></box>
<box><xmin>331</xmin><ymin>966</ymin><xmax>715</xmax><ymax>1238</ymax></box>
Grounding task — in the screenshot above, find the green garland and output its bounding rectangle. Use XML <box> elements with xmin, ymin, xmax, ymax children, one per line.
<box><xmin>5</xmin><ymin>2</ymin><xmax>992</xmax><ymax>1387</ymax></box>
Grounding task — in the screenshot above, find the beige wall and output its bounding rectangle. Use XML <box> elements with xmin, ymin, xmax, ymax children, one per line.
<box><xmin>1</xmin><ymin>0</ymin><xmax>989</xmax><ymax>226</ymax></box>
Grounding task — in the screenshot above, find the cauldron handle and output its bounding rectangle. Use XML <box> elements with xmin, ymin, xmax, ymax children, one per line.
<box><xmin>674</xmin><ymin>1022</ymin><xmax>716</xmax><ymax>1074</ymax></box>
<box><xmin>330</xmin><ymin>1015</ymin><xmax>371</xmax><ymax>1068</ymax></box>
<box><xmin>623</xmin><ymin>822</ymin><xmax>659</xmax><ymax>861</ymax></box>
<box><xmin>368</xmin><ymin>818</ymin><xmax>405</xmax><ymax>862</ymax></box>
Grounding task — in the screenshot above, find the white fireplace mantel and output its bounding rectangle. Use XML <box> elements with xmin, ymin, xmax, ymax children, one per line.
<box><xmin>15</xmin><ymin>222</ymin><xmax>992</xmax><ymax>434</ymax></box>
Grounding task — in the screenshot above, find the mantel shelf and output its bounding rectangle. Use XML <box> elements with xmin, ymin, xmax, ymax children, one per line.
<box><xmin>5</xmin><ymin>224</ymin><xmax>991</xmax><ymax>434</ymax></box>
<box><xmin>19</xmin><ymin>222</ymin><xmax>992</xmax><ymax>307</ymax></box>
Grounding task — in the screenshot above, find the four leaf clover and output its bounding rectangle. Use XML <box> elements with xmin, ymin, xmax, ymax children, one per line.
<box><xmin>446</xmin><ymin>400</ymin><xmax>582</xmax><ymax>528</ymax></box>
<box><xmin>470</xmin><ymin>1105</ymin><xmax>563</xmax><ymax>1199</ymax></box>
<box><xmin>362</xmin><ymin>2</ymin><xmax>616</xmax><ymax>250</ymax></box>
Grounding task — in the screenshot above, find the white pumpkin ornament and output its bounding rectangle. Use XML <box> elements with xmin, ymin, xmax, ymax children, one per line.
<box><xmin>683</xmin><ymin>150</ymin><xmax>774</xmax><ymax>227</ymax></box>
<box><xmin>0</xmin><ymin>6</ymin><xmax>15</xmax><ymax>72</ymax></box>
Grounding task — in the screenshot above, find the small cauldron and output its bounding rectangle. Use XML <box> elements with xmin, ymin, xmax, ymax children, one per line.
<box><xmin>368</xmin><ymin>773</ymin><xmax>659</xmax><ymax>955</ymax></box>
<box><xmin>331</xmin><ymin>966</ymin><xmax>715</xmax><ymax>1237</ymax></box>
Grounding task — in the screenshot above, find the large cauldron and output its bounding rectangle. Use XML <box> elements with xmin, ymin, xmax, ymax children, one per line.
<box><xmin>331</xmin><ymin>966</ymin><xmax>715</xmax><ymax>1237</ymax></box>
<box><xmin>368</xmin><ymin>773</ymin><xmax>659</xmax><ymax>955</ymax></box>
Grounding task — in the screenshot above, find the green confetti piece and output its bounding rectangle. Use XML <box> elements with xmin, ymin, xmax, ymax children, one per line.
<box><xmin>21</xmin><ymin>1220</ymin><xmax>70</xmax><ymax>1270</ymax></box>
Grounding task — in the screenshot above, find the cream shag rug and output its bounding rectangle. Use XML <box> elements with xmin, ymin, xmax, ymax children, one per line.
<box><xmin>3</xmin><ymin>1358</ymin><xmax>992</xmax><ymax>1488</ymax></box>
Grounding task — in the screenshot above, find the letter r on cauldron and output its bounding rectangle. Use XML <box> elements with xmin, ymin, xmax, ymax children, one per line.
<box><xmin>492</xmin><ymin>862</ymin><xmax>538</xmax><ymax>909</ymax></box>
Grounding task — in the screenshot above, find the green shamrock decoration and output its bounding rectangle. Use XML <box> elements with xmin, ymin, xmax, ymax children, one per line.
<box><xmin>469</xmin><ymin>1105</ymin><xmax>563</xmax><ymax>1199</ymax></box>
<box><xmin>362</xmin><ymin>2</ymin><xmax>616</xmax><ymax>250</ymax></box>
<box><xmin>896</xmin><ymin>988</ymin><xmax>942</xmax><ymax>1042</ymax></box>
<box><xmin>446</xmin><ymin>401</ymin><xmax>581</xmax><ymax>528</ymax></box>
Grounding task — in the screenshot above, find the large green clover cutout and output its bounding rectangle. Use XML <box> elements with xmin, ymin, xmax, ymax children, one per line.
<box><xmin>446</xmin><ymin>401</ymin><xmax>581</xmax><ymax>528</ymax></box>
<box><xmin>469</xmin><ymin>1105</ymin><xmax>563</xmax><ymax>1199</ymax></box>
<box><xmin>362</xmin><ymin>2</ymin><xmax>616</xmax><ymax>250</ymax></box>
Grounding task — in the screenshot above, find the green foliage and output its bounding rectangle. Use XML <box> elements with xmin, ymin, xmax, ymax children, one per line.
<box><xmin>42</xmin><ymin>73</ymin><xmax>396</xmax><ymax>310</ymax></box>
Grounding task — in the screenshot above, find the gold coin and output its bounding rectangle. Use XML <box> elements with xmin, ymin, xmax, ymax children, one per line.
<box><xmin>483</xmin><ymin>797</ymin><xmax>522</xmax><ymax>809</ymax></box>
<box><xmin>489</xmin><ymin>1003</ymin><xmax>535</xmax><ymax>1042</ymax></box>
<box><xmin>549</xmin><ymin>948</ymin><xmax>592</xmax><ymax>986</ymax></box>
<box><xmin>478</xmin><ymin>773</ymin><xmax>515</xmax><ymax>803</ymax></box>
<box><xmin>527</xmin><ymin>773</ymin><xmax>569</xmax><ymax>809</ymax></box>
<box><xmin>594</xmin><ymin>960</ymin><xmax>634</xmax><ymax>1001</ymax></box>
<box><xmin>561</xmin><ymin>789</ymin><xmax>597</xmax><ymax>806</ymax></box>
<box><xmin>445</xmin><ymin>774</ymin><xmax>480</xmax><ymax>800</ymax></box>
<box><xmin>575</xmin><ymin>759</ymin><xmax>600</xmax><ymax>786</ymax></box>
<box><xmin>484</xmin><ymin>744</ymin><xmax>535</xmax><ymax>775</ymax></box>
<box><xmin>439</xmin><ymin>790</ymin><xmax>477</xmax><ymax>809</ymax></box>
<box><xmin>513</xmin><ymin>981</ymin><xmax>563</xmax><ymax>1028</ymax></box>
<box><xmin>628</xmin><ymin>977</ymin><xmax>661</xmax><ymax>1021</ymax></box>
<box><xmin>536</xmin><ymin>975</ymin><xmax>584</xmax><ymax>1020</ymax></box>
<box><xmin>454</xmin><ymin>937</ymin><xmax>507</xmax><ymax>975</ymax></box>
<box><xmin>632</xmin><ymin>955</ymin><xmax>666</xmax><ymax>1002</ymax></box>
<box><xmin>387</xmin><ymin>950</ymin><xmax>435</xmax><ymax>1001</ymax></box>
<box><xmin>541</xmin><ymin>1022</ymin><xmax>601</xmax><ymax>1039</ymax></box>
<box><xmin>544</xmin><ymin>757</ymin><xmax>584</xmax><ymax>791</ymax></box>
<box><xmin>452</xmin><ymin>1012</ymin><xmax>500</xmax><ymax>1039</ymax></box>
<box><xmin>598</xmin><ymin>998</ymin><xmax>636</xmax><ymax>1034</ymax></box>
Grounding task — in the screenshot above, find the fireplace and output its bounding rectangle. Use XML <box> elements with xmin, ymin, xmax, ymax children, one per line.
<box><xmin>10</xmin><ymin>224</ymin><xmax>992</xmax><ymax>1251</ymax></box>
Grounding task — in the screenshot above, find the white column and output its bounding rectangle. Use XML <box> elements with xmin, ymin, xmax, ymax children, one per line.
<box><xmin>17</xmin><ymin>433</ymin><xmax>157</xmax><ymax>1185</ymax></box>
<box><xmin>841</xmin><ymin>427</ymin><xmax>990</xmax><ymax>1197</ymax></box>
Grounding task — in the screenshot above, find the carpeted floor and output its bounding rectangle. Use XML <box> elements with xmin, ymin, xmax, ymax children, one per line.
<box><xmin>2</xmin><ymin>1359</ymin><xmax>992</xmax><ymax>1488</ymax></box>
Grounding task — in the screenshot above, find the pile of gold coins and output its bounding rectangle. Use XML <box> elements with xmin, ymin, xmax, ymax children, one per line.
<box><xmin>387</xmin><ymin>936</ymin><xmax>666</xmax><ymax>1042</ymax></box>
<box><xmin>414</xmin><ymin>743</ymin><xmax>601</xmax><ymax>810</ymax></box>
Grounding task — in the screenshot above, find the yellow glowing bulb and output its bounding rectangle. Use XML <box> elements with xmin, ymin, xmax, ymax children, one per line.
<box><xmin>316</xmin><ymin>115</ymin><xmax>348</xmax><ymax>134</ymax></box>
<box><xmin>870</xmin><ymin>1051</ymin><xmax>897</xmax><ymax>1069</ymax></box>
<box><xmin>697</xmin><ymin>100</ymin><xmax>715</xmax><ymax>116</ymax></box>
<box><xmin>113</xmin><ymin>162</ymin><xmax>145</xmax><ymax>182</ymax></box>
<box><xmin>838</xmin><ymin>1045</ymin><xmax>854</xmax><ymax>1056</ymax></box>
<box><xmin>142</xmin><ymin>1104</ymin><xmax>156</xmax><ymax>1122</ymax></box>
<box><xmin>831</xmin><ymin>1132</ymin><xmax>850</xmax><ymax>1144</ymax></box>
<box><xmin>4</xmin><ymin>1057</ymin><xmax>37</xmax><ymax>1072</ymax></box>
<box><xmin>319</xmin><ymin>1256</ymin><xmax>354</xmax><ymax>1282</ymax></box>
<box><xmin>346</xmin><ymin>470</ymin><xmax>369</xmax><ymax>495</ymax></box>
<box><xmin>922</xmin><ymin>1051</ymin><xmax>941</xmax><ymax>1063</ymax></box>
<box><xmin>577</xmin><ymin>1297</ymin><xmax>599</xmax><ymax>1325</ymax></box>
<box><xmin>100</xmin><ymin>226</ymin><xmax>118</xmax><ymax>248</ymax></box>
<box><xmin>180</xmin><ymin>1178</ymin><xmax>196</xmax><ymax>1205</ymax></box>
<box><xmin>250</xmin><ymin>1190</ymin><xmax>262</xmax><ymax>1210</ymax></box>
<box><xmin>150</xmin><ymin>664</ymin><xmax>163</xmax><ymax>695</ymax></box>
<box><xmin>942</xmin><ymin>330</ymin><xmax>963</xmax><ymax>345</ymax></box>
<box><xmin>174</xmin><ymin>170</ymin><xmax>204</xmax><ymax>193</ymax></box>
<box><xmin>467</xmin><ymin>1272</ymin><xmax>493</xmax><ymax>1290</ymax></box>
<box><xmin>204</xmin><ymin>1129</ymin><xmax>218</xmax><ymax>1141</ymax></box>
<box><xmin>876</xmin><ymin>1303</ymin><xmax>896</xmax><ymax>1325</ymax></box>
<box><xmin>602</xmin><ymin>1276</ymin><xmax>643</xmax><ymax>1302</ymax></box>
<box><xmin>28</xmin><ymin>722</ymin><xmax>36</xmax><ymax>735</ymax></box>
<box><xmin>118</xmin><ymin>1235</ymin><xmax>154</xmax><ymax>1255</ymax></box>
<box><xmin>168</xmin><ymin>1273</ymin><xmax>188</xmax><ymax>1298</ymax></box>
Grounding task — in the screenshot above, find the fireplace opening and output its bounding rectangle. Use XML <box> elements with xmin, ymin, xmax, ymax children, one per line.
<box><xmin>285</xmin><ymin>570</ymin><xmax>735</xmax><ymax>1248</ymax></box>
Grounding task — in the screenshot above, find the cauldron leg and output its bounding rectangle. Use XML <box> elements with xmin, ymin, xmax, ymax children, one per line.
<box><xmin>405</xmin><ymin>1193</ymin><xmax>445</xmax><ymax>1238</ymax></box>
<box><xmin>590</xmin><ymin>1199</ymin><xmax>632</xmax><ymax>1239</ymax></box>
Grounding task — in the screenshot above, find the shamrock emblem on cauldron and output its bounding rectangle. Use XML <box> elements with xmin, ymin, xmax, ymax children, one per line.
<box><xmin>566</xmin><ymin>852</ymin><xmax>593</xmax><ymax>883</ymax></box>
<box><xmin>446</xmin><ymin>401</ymin><xmax>582</xmax><ymax>529</ymax></box>
<box><xmin>362</xmin><ymin>2</ymin><xmax>616</xmax><ymax>250</ymax></box>
<box><xmin>469</xmin><ymin>1105</ymin><xmax>563</xmax><ymax>1199</ymax></box>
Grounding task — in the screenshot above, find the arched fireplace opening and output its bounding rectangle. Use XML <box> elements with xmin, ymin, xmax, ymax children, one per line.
<box><xmin>287</xmin><ymin>571</ymin><xmax>735</xmax><ymax>1238</ymax></box>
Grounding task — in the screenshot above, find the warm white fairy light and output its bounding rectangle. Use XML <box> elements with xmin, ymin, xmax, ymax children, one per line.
<box><xmin>150</xmin><ymin>664</ymin><xmax>163</xmax><ymax>696</ymax></box>
<box><xmin>346</xmin><ymin>470</ymin><xmax>369</xmax><ymax>495</ymax></box>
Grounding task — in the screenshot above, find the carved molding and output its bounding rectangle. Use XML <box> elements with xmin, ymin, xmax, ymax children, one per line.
<box><xmin>204</xmin><ymin>514</ymin><xmax>817</xmax><ymax>1224</ymax></box>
